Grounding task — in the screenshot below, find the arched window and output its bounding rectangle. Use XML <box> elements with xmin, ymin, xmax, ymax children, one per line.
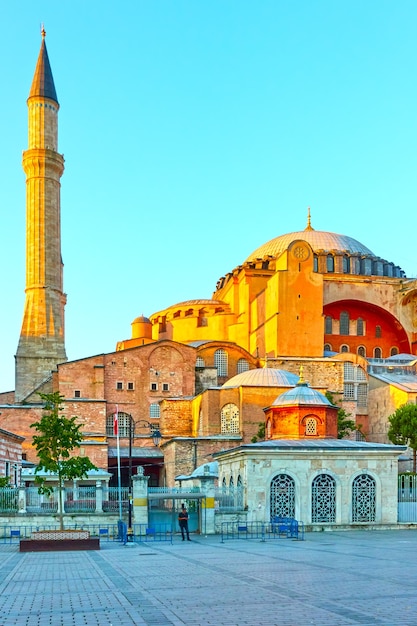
<box><xmin>305</xmin><ymin>417</ymin><xmax>317</xmax><ymax>436</ymax></box>
<box><xmin>343</xmin><ymin>255</ymin><xmax>350</xmax><ymax>273</ymax></box>
<box><xmin>325</xmin><ymin>316</ymin><xmax>333</xmax><ymax>334</ymax></box>
<box><xmin>229</xmin><ymin>476</ymin><xmax>234</xmax><ymax>489</ymax></box>
<box><xmin>374</xmin><ymin>347</ymin><xmax>382</xmax><ymax>359</ymax></box>
<box><xmin>324</xmin><ymin>343</ymin><xmax>332</xmax><ymax>352</ymax></box>
<box><xmin>236</xmin><ymin>475</ymin><xmax>244</xmax><ymax>509</ymax></box>
<box><xmin>340</xmin><ymin>311</ymin><xmax>350</xmax><ymax>335</ymax></box>
<box><xmin>270</xmin><ymin>474</ymin><xmax>295</xmax><ymax>519</ymax></box>
<box><xmin>106</xmin><ymin>411</ymin><xmax>132</xmax><ymax>437</ymax></box>
<box><xmin>357</xmin><ymin>346</ymin><xmax>366</xmax><ymax>357</ymax></box>
<box><xmin>196</xmin><ymin>356</ymin><xmax>205</xmax><ymax>368</ymax></box>
<box><xmin>340</xmin><ymin>344</ymin><xmax>350</xmax><ymax>353</ymax></box>
<box><xmin>312</xmin><ymin>474</ymin><xmax>336</xmax><ymax>523</ymax></box>
<box><xmin>313</xmin><ymin>256</ymin><xmax>318</xmax><ymax>272</ymax></box>
<box><xmin>352</xmin><ymin>474</ymin><xmax>376</xmax><ymax>522</ymax></box>
<box><xmin>375</xmin><ymin>325</ymin><xmax>382</xmax><ymax>338</ymax></box>
<box><xmin>357</xmin><ymin>318</ymin><xmax>364</xmax><ymax>336</ymax></box>
<box><xmin>237</xmin><ymin>358</ymin><xmax>249</xmax><ymax>374</ymax></box>
<box><xmin>149</xmin><ymin>403</ymin><xmax>160</xmax><ymax>419</ymax></box>
<box><xmin>215</xmin><ymin>349</ymin><xmax>228</xmax><ymax>376</ymax></box>
<box><xmin>327</xmin><ymin>255</ymin><xmax>334</xmax><ymax>272</ymax></box>
<box><xmin>390</xmin><ymin>347</ymin><xmax>399</xmax><ymax>356</ymax></box>
<box><xmin>221</xmin><ymin>404</ymin><xmax>240</xmax><ymax>434</ymax></box>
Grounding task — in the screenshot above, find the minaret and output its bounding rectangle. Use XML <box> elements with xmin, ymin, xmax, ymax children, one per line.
<box><xmin>15</xmin><ymin>28</ymin><xmax>67</xmax><ymax>402</ymax></box>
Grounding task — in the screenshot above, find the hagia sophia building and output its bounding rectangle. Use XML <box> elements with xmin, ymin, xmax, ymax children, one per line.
<box><xmin>1</xmin><ymin>32</ymin><xmax>417</xmax><ymax>487</ymax></box>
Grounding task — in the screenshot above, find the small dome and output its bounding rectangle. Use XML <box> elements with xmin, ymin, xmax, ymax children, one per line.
<box><xmin>132</xmin><ymin>315</ymin><xmax>151</xmax><ymax>324</ymax></box>
<box><xmin>273</xmin><ymin>382</ymin><xmax>333</xmax><ymax>407</ymax></box>
<box><xmin>223</xmin><ymin>368</ymin><xmax>299</xmax><ymax>388</ymax></box>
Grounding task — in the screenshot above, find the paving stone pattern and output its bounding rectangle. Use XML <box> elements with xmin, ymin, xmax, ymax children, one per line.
<box><xmin>0</xmin><ymin>530</ymin><xmax>417</xmax><ymax>625</ymax></box>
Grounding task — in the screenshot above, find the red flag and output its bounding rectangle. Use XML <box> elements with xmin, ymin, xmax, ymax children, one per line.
<box><xmin>114</xmin><ymin>407</ymin><xmax>118</xmax><ymax>436</ymax></box>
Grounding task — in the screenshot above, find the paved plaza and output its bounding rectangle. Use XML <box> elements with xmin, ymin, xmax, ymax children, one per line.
<box><xmin>0</xmin><ymin>529</ymin><xmax>417</xmax><ymax>625</ymax></box>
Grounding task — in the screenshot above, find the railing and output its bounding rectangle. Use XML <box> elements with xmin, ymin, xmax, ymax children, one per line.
<box><xmin>214</xmin><ymin>486</ymin><xmax>244</xmax><ymax>512</ymax></box>
<box><xmin>148</xmin><ymin>487</ymin><xmax>201</xmax><ymax>495</ymax></box>
<box><xmin>103</xmin><ymin>487</ymin><xmax>130</xmax><ymax>512</ymax></box>
<box><xmin>0</xmin><ymin>488</ymin><xmax>18</xmax><ymax>513</ymax></box>
<box><xmin>220</xmin><ymin>520</ymin><xmax>305</xmax><ymax>542</ymax></box>
<box><xmin>116</xmin><ymin>520</ymin><xmax>173</xmax><ymax>544</ymax></box>
<box><xmin>0</xmin><ymin>485</ymin><xmax>131</xmax><ymax>515</ymax></box>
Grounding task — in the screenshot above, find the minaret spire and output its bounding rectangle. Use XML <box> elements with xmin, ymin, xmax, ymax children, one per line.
<box><xmin>15</xmin><ymin>32</ymin><xmax>67</xmax><ymax>402</ymax></box>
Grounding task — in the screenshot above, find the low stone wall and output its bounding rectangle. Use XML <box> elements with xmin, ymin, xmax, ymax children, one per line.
<box><xmin>0</xmin><ymin>513</ymin><xmax>120</xmax><ymax>537</ymax></box>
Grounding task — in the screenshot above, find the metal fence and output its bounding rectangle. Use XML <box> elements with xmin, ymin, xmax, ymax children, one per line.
<box><xmin>0</xmin><ymin>486</ymin><xmax>131</xmax><ymax>515</ymax></box>
<box><xmin>220</xmin><ymin>520</ymin><xmax>305</xmax><ymax>542</ymax></box>
<box><xmin>0</xmin><ymin>487</ymin><xmax>18</xmax><ymax>513</ymax></box>
<box><xmin>214</xmin><ymin>486</ymin><xmax>244</xmax><ymax>512</ymax></box>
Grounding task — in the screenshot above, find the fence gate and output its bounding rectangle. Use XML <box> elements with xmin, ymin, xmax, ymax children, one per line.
<box><xmin>148</xmin><ymin>491</ymin><xmax>206</xmax><ymax>535</ymax></box>
<box><xmin>398</xmin><ymin>474</ymin><xmax>417</xmax><ymax>522</ymax></box>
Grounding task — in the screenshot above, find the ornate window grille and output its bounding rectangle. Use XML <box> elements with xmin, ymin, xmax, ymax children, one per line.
<box><xmin>312</xmin><ymin>474</ymin><xmax>336</xmax><ymax>522</ymax></box>
<box><xmin>270</xmin><ymin>474</ymin><xmax>295</xmax><ymax>519</ymax></box>
<box><xmin>352</xmin><ymin>474</ymin><xmax>376</xmax><ymax>522</ymax></box>
<box><xmin>305</xmin><ymin>417</ymin><xmax>317</xmax><ymax>436</ymax></box>
<box><xmin>221</xmin><ymin>404</ymin><xmax>240</xmax><ymax>434</ymax></box>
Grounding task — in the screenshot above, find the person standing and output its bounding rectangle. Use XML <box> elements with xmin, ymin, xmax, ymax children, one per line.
<box><xmin>178</xmin><ymin>503</ymin><xmax>191</xmax><ymax>541</ymax></box>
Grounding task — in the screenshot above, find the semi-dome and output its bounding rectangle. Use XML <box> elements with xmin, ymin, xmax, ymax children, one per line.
<box><xmin>223</xmin><ymin>368</ymin><xmax>299</xmax><ymax>388</ymax></box>
<box><xmin>246</xmin><ymin>227</ymin><xmax>374</xmax><ymax>263</ymax></box>
<box><xmin>272</xmin><ymin>382</ymin><xmax>333</xmax><ymax>407</ymax></box>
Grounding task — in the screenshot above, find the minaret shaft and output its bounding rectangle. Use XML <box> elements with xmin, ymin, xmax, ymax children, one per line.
<box><xmin>15</xmin><ymin>35</ymin><xmax>67</xmax><ymax>402</ymax></box>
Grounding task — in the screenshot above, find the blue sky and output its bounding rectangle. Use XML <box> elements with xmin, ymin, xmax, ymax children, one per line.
<box><xmin>1</xmin><ymin>1</ymin><xmax>417</xmax><ymax>391</ymax></box>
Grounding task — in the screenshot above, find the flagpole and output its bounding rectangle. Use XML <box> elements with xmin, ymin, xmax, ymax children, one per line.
<box><xmin>115</xmin><ymin>405</ymin><xmax>122</xmax><ymax>520</ymax></box>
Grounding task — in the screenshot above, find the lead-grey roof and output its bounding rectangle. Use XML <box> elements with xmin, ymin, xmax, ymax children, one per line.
<box><xmin>29</xmin><ymin>35</ymin><xmax>58</xmax><ymax>103</ymax></box>
<box><xmin>272</xmin><ymin>382</ymin><xmax>333</xmax><ymax>406</ymax></box>
<box><xmin>223</xmin><ymin>368</ymin><xmax>299</xmax><ymax>388</ymax></box>
<box><xmin>214</xmin><ymin>439</ymin><xmax>406</xmax><ymax>455</ymax></box>
<box><xmin>246</xmin><ymin>229</ymin><xmax>374</xmax><ymax>262</ymax></box>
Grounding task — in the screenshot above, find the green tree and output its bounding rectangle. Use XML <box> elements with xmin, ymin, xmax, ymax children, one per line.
<box><xmin>325</xmin><ymin>391</ymin><xmax>358</xmax><ymax>439</ymax></box>
<box><xmin>251</xmin><ymin>421</ymin><xmax>265</xmax><ymax>443</ymax></box>
<box><xmin>31</xmin><ymin>392</ymin><xmax>97</xmax><ymax>530</ymax></box>
<box><xmin>387</xmin><ymin>404</ymin><xmax>417</xmax><ymax>472</ymax></box>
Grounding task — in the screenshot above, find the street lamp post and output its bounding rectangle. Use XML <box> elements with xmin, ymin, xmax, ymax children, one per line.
<box><xmin>127</xmin><ymin>418</ymin><xmax>162</xmax><ymax>539</ymax></box>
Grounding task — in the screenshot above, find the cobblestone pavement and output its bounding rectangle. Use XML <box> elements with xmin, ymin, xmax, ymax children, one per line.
<box><xmin>1</xmin><ymin>529</ymin><xmax>417</xmax><ymax>625</ymax></box>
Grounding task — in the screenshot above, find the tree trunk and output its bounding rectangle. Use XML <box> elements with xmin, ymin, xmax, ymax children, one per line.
<box><xmin>58</xmin><ymin>476</ymin><xmax>64</xmax><ymax>531</ymax></box>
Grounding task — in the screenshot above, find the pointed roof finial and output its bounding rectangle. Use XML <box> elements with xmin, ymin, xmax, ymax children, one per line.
<box><xmin>299</xmin><ymin>365</ymin><xmax>305</xmax><ymax>383</ymax></box>
<box><xmin>305</xmin><ymin>206</ymin><xmax>314</xmax><ymax>231</ymax></box>
<box><xmin>29</xmin><ymin>26</ymin><xmax>58</xmax><ymax>103</ymax></box>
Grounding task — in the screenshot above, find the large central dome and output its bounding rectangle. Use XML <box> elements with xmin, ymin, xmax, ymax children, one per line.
<box><xmin>246</xmin><ymin>228</ymin><xmax>374</xmax><ymax>263</ymax></box>
<box><xmin>245</xmin><ymin>213</ymin><xmax>374</xmax><ymax>263</ymax></box>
